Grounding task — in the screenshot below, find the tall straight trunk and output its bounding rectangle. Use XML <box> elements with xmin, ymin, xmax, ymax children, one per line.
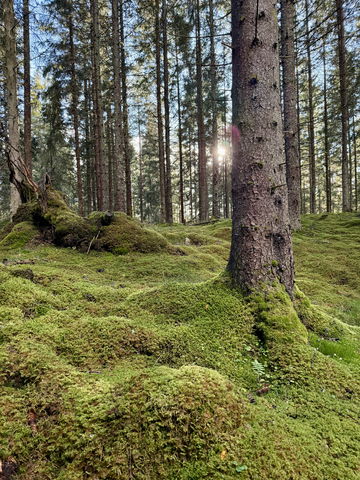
<box><xmin>4</xmin><ymin>0</ymin><xmax>25</xmax><ymax>216</ymax></box>
<box><xmin>162</xmin><ymin>0</ymin><xmax>173</xmax><ymax>223</ymax></box>
<box><xmin>195</xmin><ymin>0</ymin><xmax>208</xmax><ymax>222</ymax></box>
<box><xmin>120</xmin><ymin>0</ymin><xmax>132</xmax><ymax>216</ymax></box>
<box><xmin>23</xmin><ymin>0</ymin><xmax>32</xmax><ymax>175</ymax></box>
<box><xmin>336</xmin><ymin>0</ymin><xmax>350</xmax><ymax>211</ymax></box>
<box><xmin>295</xmin><ymin>35</ymin><xmax>304</xmax><ymax>214</ymax></box>
<box><xmin>188</xmin><ymin>130</ymin><xmax>194</xmax><ymax>221</ymax></box>
<box><xmin>322</xmin><ymin>43</ymin><xmax>331</xmax><ymax>213</ymax></box>
<box><xmin>228</xmin><ymin>0</ymin><xmax>294</xmax><ymax>294</ymax></box>
<box><xmin>209</xmin><ymin>0</ymin><xmax>220</xmax><ymax>218</ymax></box>
<box><xmin>280</xmin><ymin>0</ymin><xmax>301</xmax><ymax>230</ymax></box>
<box><xmin>305</xmin><ymin>0</ymin><xmax>316</xmax><ymax>214</ymax></box>
<box><xmin>90</xmin><ymin>0</ymin><xmax>105</xmax><ymax>210</ymax></box>
<box><xmin>69</xmin><ymin>13</ymin><xmax>84</xmax><ymax>215</ymax></box>
<box><xmin>353</xmin><ymin>116</ymin><xmax>358</xmax><ymax>211</ymax></box>
<box><xmin>155</xmin><ymin>0</ymin><xmax>166</xmax><ymax>221</ymax></box>
<box><xmin>137</xmin><ymin>106</ymin><xmax>144</xmax><ymax>222</ymax></box>
<box><xmin>176</xmin><ymin>47</ymin><xmax>185</xmax><ymax>224</ymax></box>
<box><xmin>106</xmin><ymin>109</ymin><xmax>114</xmax><ymax>211</ymax></box>
<box><xmin>111</xmin><ymin>0</ymin><xmax>126</xmax><ymax>212</ymax></box>
<box><xmin>84</xmin><ymin>80</ymin><xmax>93</xmax><ymax>214</ymax></box>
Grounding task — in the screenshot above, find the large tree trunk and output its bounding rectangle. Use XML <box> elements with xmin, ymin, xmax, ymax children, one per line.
<box><xmin>4</xmin><ymin>0</ymin><xmax>35</xmax><ymax>216</ymax></box>
<box><xmin>68</xmin><ymin>12</ymin><xmax>84</xmax><ymax>216</ymax></box>
<box><xmin>280</xmin><ymin>0</ymin><xmax>301</xmax><ymax>230</ymax></box>
<box><xmin>162</xmin><ymin>0</ymin><xmax>173</xmax><ymax>223</ymax></box>
<box><xmin>305</xmin><ymin>0</ymin><xmax>316</xmax><ymax>214</ymax></box>
<box><xmin>195</xmin><ymin>0</ymin><xmax>208</xmax><ymax>222</ymax></box>
<box><xmin>228</xmin><ymin>0</ymin><xmax>294</xmax><ymax>295</ymax></box>
<box><xmin>120</xmin><ymin>0</ymin><xmax>132</xmax><ymax>215</ymax></box>
<box><xmin>336</xmin><ymin>0</ymin><xmax>351</xmax><ymax>212</ymax></box>
<box><xmin>23</xmin><ymin>0</ymin><xmax>32</xmax><ymax>176</ymax></box>
<box><xmin>209</xmin><ymin>0</ymin><xmax>220</xmax><ymax>219</ymax></box>
<box><xmin>176</xmin><ymin>47</ymin><xmax>185</xmax><ymax>224</ymax></box>
<box><xmin>111</xmin><ymin>0</ymin><xmax>126</xmax><ymax>212</ymax></box>
<box><xmin>155</xmin><ymin>0</ymin><xmax>166</xmax><ymax>222</ymax></box>
<box><xmin>322</xmin><ymin>43</ymin><xmax>331</xmax><ymax>213</ymax></box>
<box><xmin>90</xmin><ymin>0</ymin><xmax>105</xmax><ymax>211</ymax></box>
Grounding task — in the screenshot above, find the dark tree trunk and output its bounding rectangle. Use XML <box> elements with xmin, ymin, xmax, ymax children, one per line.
<box><xmin>209</xmin><ymin>0</ymin><xmax>220</xmax><ymax>219</ymax></box>
<box><xmin>90</xmin><ymin>0</ymin><xmax>105</xmax><ymax>210</ymax></box>
<box><xmin>23</xmin><ymin>0</ymin><xmax>32</xmax><ymax>175</ymax></box>
<box><xmin>155</xmin><ymin>0</ymin><xmax>166</xmax><ymax>222</ymax></box>
<box><xmin>111</xmin><ymin>0</ymin><xmax>126</xmax><ymax>212</ymax></box>
<box><xmin>322</xmin><ymin>43</ymin><xmax>331</xmax><ymax>213</ymax></box>
<box><xmin>176</xmin><ymin>47</ymin><xmax>185</xmax><ymax>224</ymax></box>
<box><xmin>195</xmin><ymin>0</ymin><xmax>208</xmax><ymax>222</ymax></box>
<box><xmin>353</xmin><ymin>116</ymin><xmax>358</xmax><ymax>211</ymax></box>
<box><xmin>137</xmin><ymin>106</ymin><xmax>144</xmax><ymax>222</ymax></box>
<box><xmin>69</xmin><ymin>13</ymin><xmax>84</xmax><ymax>215</ymax></box>
<box><xmin>305</xmin><ymin>0</ymin><xmax>316</xmax><ymax>214</ymax></box>
<box><xmin>280</xmin><ymin>0</ymin><xmax>301</xmax><ymax>230</ymax></box>
<box><xmin>228</xmin><ymin>0</ymin><xmax>294</xmax><ymax>295</ymax></box>
<box><xmin>162</xmin><ymin>0</ymin><xmax>173</xmax><ymax>223</ymax></box>
<box><xmin>336</xmin><ymin>0</ymin><xmax>351</xmax><ymax>211</ymax></box>
<box><xmin>120</xmin><ymin>0</ymin><xmax>132</xmax><ymax>216</ymax></box>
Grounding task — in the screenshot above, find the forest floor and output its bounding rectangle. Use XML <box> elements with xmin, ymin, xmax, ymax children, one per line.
<box><xmin>0</xmin><ymin>213</ymin><xmax>359</xmax><ymax>479</ymax></box>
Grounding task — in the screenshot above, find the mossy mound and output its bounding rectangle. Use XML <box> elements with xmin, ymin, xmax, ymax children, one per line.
<box><xmin>0</xmin><ymin>221</ymin><xmax>38</xmax><ymax>249</ymax></box>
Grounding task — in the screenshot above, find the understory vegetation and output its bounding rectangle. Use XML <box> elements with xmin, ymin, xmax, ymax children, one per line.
<box><xmin>0</xmin><ymin>213</ymin><xmax>359</xmax><ymax>479</ymax></box>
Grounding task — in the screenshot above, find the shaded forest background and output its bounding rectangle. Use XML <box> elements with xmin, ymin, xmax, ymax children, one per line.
<box><xmin>0</xmin><ymin>0</ymin><xmax>359</xmax><ymax>222</ymax></box>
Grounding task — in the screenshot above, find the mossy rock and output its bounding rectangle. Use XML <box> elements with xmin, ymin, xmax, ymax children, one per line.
<box><xmin>97</xmin><ymin>212</ymin><xmax>173</xmax><ymax>255</ymax></box>
<box><xmin>0</xmin><ymin>221</ymin><xmax>38</xmax><ymax>249</ymax></box>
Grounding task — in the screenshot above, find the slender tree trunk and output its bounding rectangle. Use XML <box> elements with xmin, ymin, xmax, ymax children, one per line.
<box><xmin>120</xmin><ymin>0</ymin><xmax>132</xmax><ymax>216</ymax></box>
<box><xmin>176</xmin><ymin>47</ymin><xmax>185</xmax><ymax>224</ymax></box>
<box><xmin>90</xmin><ymin>0</ymin><xmax>105</xmax><ymax>210</ymax></box>
<box><xmin>155</xmin><ymin>0</ymin><xmax>166</xmax><ymax>222</ymax></box>
<box><xmin>68</xmin><ymin>13</ymin><xmax>84</xmax><ymax>215</ymax></box>
<box><xmin>209</xmin><ymin>0</ymin><xmax>220</xmax><ymax>219</ymax></box>
<box><xmin>322</xmin><ymin>43</ymin><xmax>331</xmax><ymax>213</ymax></box>
<box><xmin>281</xmin><ymin>0</ymin><xmax>301</xmax><ymax>230</ymax></box>
<box><xmin>336</xmin><ymin>0</ymin><xmax>350</xmax><ymax>211</ymax></box>
<box><xmin>5</xmin><ymin>0</ymin><xmax>25</xmax><ymax>216</ymax></box>
<box><xmin>137</xmin><ymin>106</ymin><xmax>144</xmax><ymax>222</ymax></box>
<box><xmin>111</xmin><ymin>0</ymin><xmax>126</xmax><ymax>212</ymax></box>
<box><xmin>195</xmin><ymin>0</ymin><xmax>208</xmax><ymax>222</ymax></box>
<box><xmin>162</xmin><ymin>0</ymin><xmax>173</xmax><ymax>223</ymax></box>
<box><xmin>305</xmin><ymin>0</ymin><xmax>316</xmax><ymax>214</ymax></box>
<box><xmin>353</xmin><ymin>116</ymin><xmax>358</xmax><ymax>211</ymax></box>
<box><xmin>228</xmin><ymin>0</ymin><xmax>294</xmax><ymax>295</ymax></box>
<box><xmin>23</xmin><ymin>0</ymin><xmax>32</xmax><ymax>175</ymax></box>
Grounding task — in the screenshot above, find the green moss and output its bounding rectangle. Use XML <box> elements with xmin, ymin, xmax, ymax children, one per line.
<box><xmin>0</xmin><ymin>221</ymin><xmax>38</xmax><ymax>249</ymax></box>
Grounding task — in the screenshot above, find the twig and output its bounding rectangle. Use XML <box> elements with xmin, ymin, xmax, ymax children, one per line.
<box><xmin>87</xmin><ymin>230</ymin><xmax>101</xmax><ymax>254</ymax></box>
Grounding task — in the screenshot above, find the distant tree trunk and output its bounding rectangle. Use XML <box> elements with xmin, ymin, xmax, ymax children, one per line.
<box><xmin>336</xmin><ymin>0</ymin><xmax>350</xmax><ymax>211</ymax></box>
<box><xmin>84</xmin><ymin>78</ymin><xmax>94</xmax><ymax>213</ymax></box>
<box><xmin>305</xmin><ymin>0</ymin><xmax>316</xmax><ymax>214</ymax></box>
<box><xmin>228</xmin><ymin>0</ymin><xmax>294</xmax><ymax>295</ymax></box>
<box><xmin>353</xmin><ymin>116</ymin><xmax>358</xmax><ymax>211</ymax></box>
<box><xmin>90</xmin><ymin>0</ymin><xmax>105</xmax><ymax>210</ymax></box>
<box><xmin>209</xmin><ymin>0</ymin><xmax>220</xmax><ymax>219</ymax></box>
<box><xmin>280</xmin><ymin>0</ymin><xmax>301</xmax><ymax>230</ymax></box>
<box><xmin>155</xmin><ymin>0</ymin><xmax>166</xmax><ymax>222</ymax></box>
<box><xmin>68</xmin><ymin>13</ymin><xmax>84</xmax><ymax>215</ymax></box>
<box><xmin>162</xmin><ymin>0</ymin><xmax>173</xmax><ymax>223</ymax></box>
<box><xmin>4</xmin><ymin>0</ymin><xmax>26</xmax><ymax>216</ymax></box>
<box><xmin>195</xmin><ymin>0</ymin><xmax>208</xmax><ymax>222</ymax></box>
<box><xmin>111</xmin><ymin>0</ymin><xmax>126</xmax><ymax>212</ymax></box>
<box><xmin>176</xmin><ymin>47</ymin><xmax>185</xmax><ymax>224</ymax></box>
<box><xmin>106</xmin><ymin>109</ymin><xmax>114</xmax><ymax>211</ymax></box>
<box><xmin>322</xmin><ymin>43</ymin><xmax>331</xmax><ymax>213</ymax></box>
<box><xmin>120</xmin><ymin>0</ymin><xmax>132</xmax><ymax>216</ymax></box>
<box><xmin>137</xmin><ymin>106</ymin><xmax>144</xmax><ymax>222</ymax></box>
<box><xmin>23</xmin><ymin>0</ymin><xmax>32</xmax><ymax>175</ymax></box>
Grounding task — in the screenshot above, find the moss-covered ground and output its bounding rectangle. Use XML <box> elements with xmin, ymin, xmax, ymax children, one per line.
<box><xmin>0</xmin><ymin>214</ymin><xmax>359</xmax><ymax>479</ymax></box>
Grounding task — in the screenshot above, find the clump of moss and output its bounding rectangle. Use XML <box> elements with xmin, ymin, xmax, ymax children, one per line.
<box><xmin>0</xmin><ymin>221</ymin><xmax>38</xmax><ymax>249</ymax></box>
<box><xmin>97</xmin><ymin>212</ymin><xmax>174</xmax><ymax>254</ymax></box>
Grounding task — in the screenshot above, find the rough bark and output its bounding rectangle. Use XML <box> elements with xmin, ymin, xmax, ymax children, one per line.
<box><xmin>90</xmin><ymin>0</ymin><xmax>105</xmax><ymax>211</ymax></box>
<box><xmin>305</xmin><ymin>0</ymin><xmax>316</xmax><ymax>214</ymax></box>
<box><xmin>195</xmin><ymin>0</ymin><xmax>208</xmax><ymax>222</ymax></box>
<box><xmin>111</xmin><ymin>0</ymin><xmax>126</xmax><ymax>212</ymax></box>
<box><xmin>23</xmin><ymin>0</ymin><xmax>32</xmax><ymax>175</ymax></box>
<box><xmin>176</xmin><ymin>47</ymin><xmax>185</xmax><ymax>224</ymax></box>
<box><xmin>119</xmin><ymin>0</ymin><xmax>132</xmax><ymax>216</ymax></box>
<box><xmin>162</xmin><ymin>0</ymin><xmax>173</xmax><ymax>223</ymax></box>
<box><xmin>68</xmin><ymin>13</ymin><xmax>84</xmax><ymax>215</ymax></box>
<box><xmin>137</xmin><ymin>106</ymin><xmax>144</xmax><ymax>222</ymax></box>
<box><xmin>228</xmin><ymin>0</ymin><xmax>294</xmax><ymax>295</ymax></box>
<box><xmin>155</xmin><ymin>0</ymin><xmax>166</xmax><ymax>222</ymax></box>
<box><xmin>209</xmin><ymin>0</ymin><xmax>220</xmax><ymax>219</ymax></box>
<box><xmin>322</xmin><ymin>43</ymin><xmax>331</xmax><ymax>212</ymax></box>
<box><xmin>336</xmin><ymin>0</ymin><xmax>351</xmax><ymax>211</ymax></box>
<box><xmin>280</xmin><ymin>0</ymin><xmax>301</xmax><ymax>230</ymax></box>
<box><xmin>353</xmin><ymin>116</ymin><xmax>358</xmax><ymax>211</ymax></box>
